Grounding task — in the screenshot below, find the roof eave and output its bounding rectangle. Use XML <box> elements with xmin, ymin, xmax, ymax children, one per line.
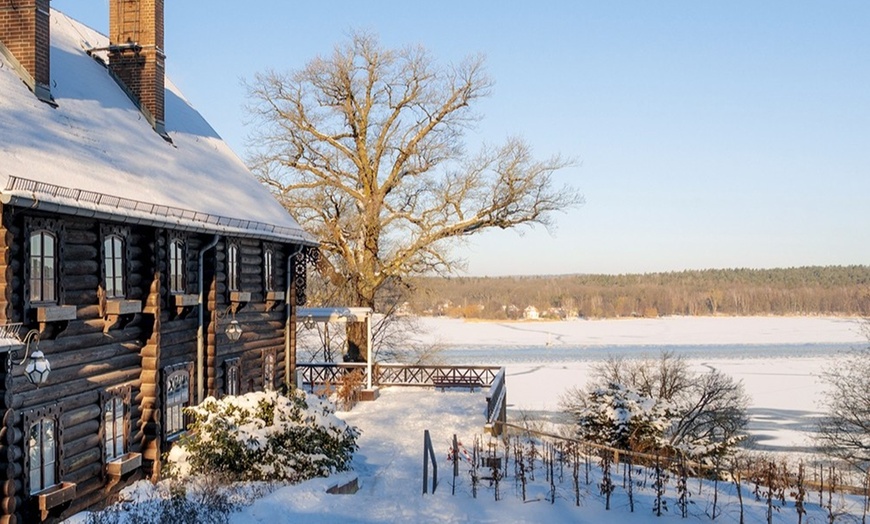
<box><xmin>0</xmin><ymin>192</ymin><xmax>319</xmax><ymax>246</ymax></box>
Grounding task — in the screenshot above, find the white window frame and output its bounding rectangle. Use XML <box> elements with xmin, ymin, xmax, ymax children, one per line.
<box><xmin>264</xmin><ymin>248</ymin><xmax>274</xmax><ymax>292</ymax></box>
<box><xmin>103</xmin><ymin>387</ymin><xmax>130</xmax><ymax>462</ymax></box>
<box><xmin>169</xmin><ymin>239</ymin><xmax>186</xmax><ymax>294</ymax></box>
<box><xmin>164</xmin><ymin>364</ymin><xmax>193</xmax><ymax>439</ymax></box>
<box><xmin>227</xmin><ymin>243</ymin><xmax>240</xmax><ymax>292</ymax></box>
<box><xmin>104</xmin><ymin>234</ymin><xmax>125</xmax><ymax>298</ymax></box>
<box><xmin>29</xmin><ymin>230</ymin><xmax>57</xmax><ymax>303</ymax></box>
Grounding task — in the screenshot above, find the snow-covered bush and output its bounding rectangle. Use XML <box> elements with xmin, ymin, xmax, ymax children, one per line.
<box><xmin>561</xmin><ymin>352</ymin><xmax>748</xmax><ymax>461</ymax></box>
<box><xmin>567</xmin><ymin>382</ymin><xmax>671</xmax><ymax>453</ymax></box>
<box><xmin>166</xmin><ymin>389</ymin><xmax>359</xmax><ymax>483</ymax></box>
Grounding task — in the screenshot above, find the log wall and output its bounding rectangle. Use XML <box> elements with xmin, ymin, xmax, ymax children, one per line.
<box><xmin>0</xmin><ymin>206</ymin><xmax>302</xmax><ymax>522</ymax></box>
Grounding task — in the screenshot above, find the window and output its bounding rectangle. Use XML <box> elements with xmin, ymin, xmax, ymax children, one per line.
<box><xmin>224</xmin><ymin>358</ymin><xmax>241</xmax><ymax>397</ymax></box>
<box><xmin>227</xmin><ymin>243</ymin><xmax>239</xmax><ymax>292</ymax></box>
<box><xmin>28</xmin><ymin>417</ymin><xmax>56</xmax><ymax>494</ymax></box>
<box><xmin>264</xmin><ymin>248</ymin><xmax>274</xmax><ymax>292</ymax></box>
<box><xmin>29</xmin><ymin>230</ymin><xmax>57</xmax><ymax>303</ymax></box>
<box><xmin>169</xmin><ymin>240</ymin><xmax>185</xmax><ymax>293</ymax></box>
<box><xmin>164</xmin><ymin>363</ymin><xmax>192</xmax><ymax>438</ymax></box>
<box><xmin>104</xmin><ymin>234</ymin><xmax>125</xmax><ymax>298</ymax></box>
<box><xmin>263</xmin><ymin>351</ymin><xmax>276</xmax><ymax>391</ymax></box>
<box><xmin>103</xmin><ymin>388</ymin><xmax>130</xmax><ymax>461</ymax></box>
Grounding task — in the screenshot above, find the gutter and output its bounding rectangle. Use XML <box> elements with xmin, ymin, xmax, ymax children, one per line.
<box><xmin>197</xmin><ymin>234</ymin><xmax>221</xmax><ymax>404</ymax></box>
<box><xmin>0</xmin><ymin>192</ymin><xmax>316</xmax><ymax>246</ymax></box>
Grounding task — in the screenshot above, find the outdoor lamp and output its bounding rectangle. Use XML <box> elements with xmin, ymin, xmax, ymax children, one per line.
<box><xmin>218</xmin><ymin>306</ymin><xmax>243</xmax><ymax>342</ymax></box>
<box><xmin>19</xmin><ymin>329</ymin><xmax>50</xmax><ymax>386</ymax></box>
<box><xmin>25</xmin><ymin>350</ymin><xmax>51</xmax><ymax>386</ymax></box>
<box><xmin>225</xmin><ymin>319</ymin><xmax>243</xmax><ymax>342</ymax></box>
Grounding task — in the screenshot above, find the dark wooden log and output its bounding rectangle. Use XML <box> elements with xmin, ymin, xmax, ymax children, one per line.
<box><xmin>64</xmin><ymin>429</ymin><xmax>100</xmax><ymax>460</ymax></box>
<box><xmin>0</xmin><ymin>480</ymin><xmax>14</xmax><ymax>497</ymax></box>
<box><xmin>14</xmin><ymin>368</ymin><xmax>140</xmax><ymax>409</ymax></box>
<box><xmin>64</xmin><ymin>228</ymin><xmax>98</xmax><ymax>245</ymax></box>
<box><xmin>64</xmin><ymin>447</ymin><xmax>101</xmax><ymax>478</ymax></box>
<box><xmin>40</xmin><ymin>341</ymin><xmax>141</xmax><ymax>372</ymax></box>
<box><xmin>38</xmin><ymin>328</ymin><xmax>139</xmax><ymax>353</ymax></box>
<box><xmin>63</xmin><ymin>244</ymin><xmax>98</xmax><ymax>261</ymax></box>
<box><xmin>64</xmin><ymin>474</ymin><xmax>105</xmax><ymax>513</ymax></box>
<box><xmin>62</xmin><ymin>273</ymin><xmax>100</xmax><ymax>292</ymax></box>
<box><xmin>62</xmin><ymin>404</ymin><xmax>101</xmax><ymax>430</ymax></box>
<box><xmin>63</xmin><ymin>260</ymin><xmax>98</xmax><ymax>277</ymax></box>
<box><xmin>0</xmin><ymin>497</ymin><xmax>15</xmax><ymax>519</ymax></box>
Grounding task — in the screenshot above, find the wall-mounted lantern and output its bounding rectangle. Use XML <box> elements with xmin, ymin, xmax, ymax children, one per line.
<box><xmin>20</xmin><ymin>329</ymin><xmax>50</xmax><ymax>386</ymax></box>
<box><xmin>217</xmin><ymin>306</ymin><xmax>243</xmax><ymax>342</ymax></box>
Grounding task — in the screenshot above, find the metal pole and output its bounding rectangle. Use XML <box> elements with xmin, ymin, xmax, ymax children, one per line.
<box><xmin>366</xmin><ymin>310</ymin><xmax>372</xmax><ymax>390</ymax></box>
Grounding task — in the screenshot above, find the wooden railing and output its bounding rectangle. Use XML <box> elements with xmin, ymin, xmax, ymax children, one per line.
<box><xmin>296</xmin><ymin>363</ymin><xmax>503</xmax><ymax>389</ymax></box>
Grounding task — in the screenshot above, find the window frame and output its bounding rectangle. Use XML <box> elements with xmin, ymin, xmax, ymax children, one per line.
<box><xmin>224</xmin><ymin>357</ymin><xmax>241</xmax><ymax>397</ymax></box>
<box><xmin>101</xmin><ymin>226</ymin><xmax>129</xmax><ymax>299</ymax></box>
<box><xmin>227</xmin><ymin>242</ymin><xmax>240</xmax><ymax>292</ymax></box>
<box><xmin>163</xmin><ymin>362</ymin><xmax>194</xmax><ymax>441</ymax></box>
<box><xmin>263</xmin><ymin>247</ymin><xmax>275</xmax><ymax>293</ymax></box>
<box><xmin>101</xmin><ymin>386</ymin><xmax>131</xmax><ymax>464</ymax></box>
<box><xmin>29</xmin><ymin>229</ymin><xmax>58</xmax><ymax>305</ymax></box>
<box><xmin>169</xmin><ymin>238</ymin><xmax>186</xmax><ymax>294</ymax></box>
<box><xmin>22</xmin><ymin>403</ymin><xmax>64</xmax><ymax>496</ymax></box>
<box><xmin>263</xmin><ymin>350</ymin><xmax>276</xmax><ymax>391</ymax></box>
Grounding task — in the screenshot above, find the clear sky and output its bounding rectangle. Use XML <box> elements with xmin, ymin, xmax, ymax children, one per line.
<box><xmin>52</xmin><ymin>1</ymin><xmax>870</xmax><ymax>277</ymax></box>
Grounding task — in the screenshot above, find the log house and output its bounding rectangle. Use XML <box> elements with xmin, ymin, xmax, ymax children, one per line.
<box><xmin>0</xmin><ymin>2</ymin><xmax>316</xmax><ymax>522</ymax></box>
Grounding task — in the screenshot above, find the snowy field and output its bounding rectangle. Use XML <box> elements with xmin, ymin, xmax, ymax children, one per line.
<box><xmin>69</xmin><ymin>316</ymin><xmax>869</xmax><ymax>523</ymax></box>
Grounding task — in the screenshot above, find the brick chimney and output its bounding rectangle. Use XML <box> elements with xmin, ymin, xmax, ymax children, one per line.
<box><xmin>108</xmin><ymin>0</ymin><xmax>166</xmax><ymax>136</ymax></box>
<box><xmin>0</xmin><ymin>0</ymin><xmax>52</xmax><ymax>103</ymax></box>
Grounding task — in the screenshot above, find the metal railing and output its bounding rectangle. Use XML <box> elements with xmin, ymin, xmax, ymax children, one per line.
<box><xmin>4</xmin><ymin>176</ymin><xmax>309</xmax><ymax>238</ymax></box>
<box><xmin>485</xmin><ymin>367</ymin><xmax>507</xmax><ymax>435</ymax></box>
<box><xmin>296</xmin><ymin>363</ymin><xmax>503</xmax><ymax>389</ymax></box>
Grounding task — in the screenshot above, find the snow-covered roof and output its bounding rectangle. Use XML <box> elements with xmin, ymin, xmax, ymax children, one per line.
<box><xmin>0</xmin><ymin>10</ymin><xmax>316</xmax><ymax>246</ymax></box>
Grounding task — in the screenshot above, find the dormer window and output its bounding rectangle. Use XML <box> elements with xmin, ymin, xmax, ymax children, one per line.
<box><xmin>169</xmin><ymin>240</ymin><xmax>185</xmax><ymax>294</ymax></box>
<box><xmin>29</xmin><ymin>231</ymin><xmax>57</xmax><ymax>303</ymax></box>
<box><xmin>103</xmin><ymin>234</ymin><xmax>125</xmax><ymax>298</ymax></box>
<box><xmin>227</xmin><ymin>243</ymin><xmax>240</xmax><ymax>292</ymax></box>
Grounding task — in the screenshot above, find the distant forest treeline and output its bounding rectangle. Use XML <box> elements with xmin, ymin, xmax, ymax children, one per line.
<box><xmin>406</xmin><ymin>266</ymin><xmax>870</xmax><ymax>319</ymax></box>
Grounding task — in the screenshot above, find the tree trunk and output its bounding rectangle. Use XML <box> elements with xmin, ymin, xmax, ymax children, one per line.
<box><xmin>345</xmin><ymin>321</ymin><xmax>368</xmax><ymax>362</ymax></box>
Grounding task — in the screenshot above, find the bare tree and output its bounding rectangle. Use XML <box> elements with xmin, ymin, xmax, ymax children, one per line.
<box><xmin>817</xmin><ymin>326</ymin><xmax>870</xmax><ymax>472</ymax></box>
<box><xmin>246</xmin><ymin>31</ymin><xmax>581</xmax><ymax>360</ymax></box>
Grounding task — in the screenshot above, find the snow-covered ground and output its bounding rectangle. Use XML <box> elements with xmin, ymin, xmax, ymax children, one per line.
<box><xmin>69</xmin><ymin>316</ymin><xmax>869</xmax><ymax>523</ymax></box>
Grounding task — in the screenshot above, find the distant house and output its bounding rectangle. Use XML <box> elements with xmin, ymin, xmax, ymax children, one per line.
<box><xmin>0</xmin><ymin>1</ymin><xmax>316</xmax><ymax>521</ymax></box>
<box><xmin>523</xmin><ymin>306</ymin><xmax>540</xmax><ymax>320</ymax></box>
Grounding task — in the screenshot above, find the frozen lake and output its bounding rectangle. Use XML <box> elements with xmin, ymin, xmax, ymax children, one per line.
<box><xmin>412</xmin><ymin>316</ymin><xmax>866</xmax><ymax>454</ymax></box>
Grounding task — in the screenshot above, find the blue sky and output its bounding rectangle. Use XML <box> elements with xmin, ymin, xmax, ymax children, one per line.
<box><xmin>52</xmin><ymin>1</ymin><xmax>870</xmax><ymax>276</ymax></box>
